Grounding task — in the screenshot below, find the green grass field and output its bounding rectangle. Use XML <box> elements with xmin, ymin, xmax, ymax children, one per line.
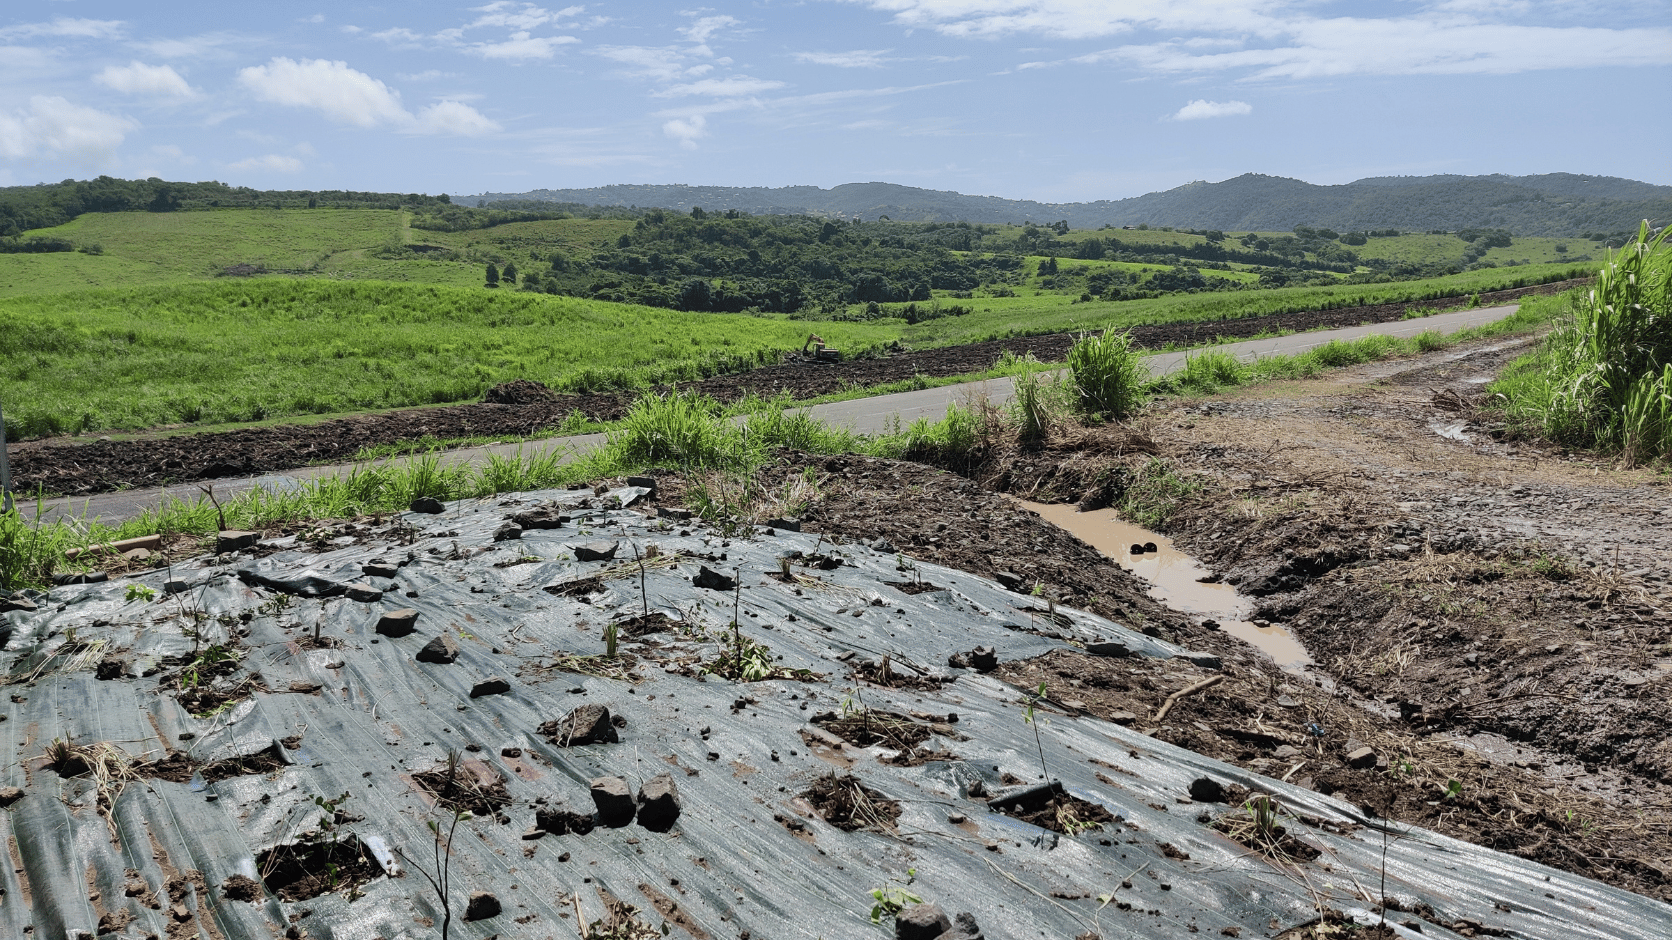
<box><xmin>897</xmin><ymin>261</ymin><xmax>1590</xmax><ymax>345</ymax></box>
<box><xmin>0</xmin><ymin>280</ymin><xmax>898</xmax><ymax>438</ymax></box>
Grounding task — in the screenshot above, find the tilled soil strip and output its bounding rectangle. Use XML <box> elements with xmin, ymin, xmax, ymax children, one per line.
<box><xmin>9</xmin><ymin>279</ymin><xmax>1581</xmax><ymax>498</ymax></box>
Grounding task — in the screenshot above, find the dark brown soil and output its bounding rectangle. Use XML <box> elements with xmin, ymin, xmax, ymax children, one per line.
<box><xmin>989</xmin><ymin>784</ymin><xmax>1116</xmax><ymax>835</ymax></box>
<box><xmin>412</xmin><ymin>759</ymin><xmax>513</xmax><ymax>817</ymax></box>
<box><xmin>254</xmin><ymin>835</ymin><xmax>382</xmax><ymax>902</ymax></box>
<box><xmin>812</xmin><ymin>709</ymin><xmax>933</xmax><ymax>750</ymax></box>
<box><xmin>220</xmin><ymin>874</ymin><xmax>262</xmax><ymax>902</ymax></box>
<box><xmin>8</xmin><ymin>278</ymin><xmax>1582</xmax><ymax>498</ymax></box>
<box><xmin>800</xmin><ymin>772</ymin><xmax>901</xmax><ymax>832</ymax></box>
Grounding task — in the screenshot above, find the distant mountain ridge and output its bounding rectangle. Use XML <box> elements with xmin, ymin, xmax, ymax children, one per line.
<box><xmin>463</xmin><ymin>173</ymin><xmax>1670</xmax><ymax>236</ymax></box>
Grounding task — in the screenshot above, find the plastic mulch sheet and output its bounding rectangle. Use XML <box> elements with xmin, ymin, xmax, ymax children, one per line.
<box><xmin>1</xmin><ymin>486</ymin><xmax>1666</xmax><ymax>939</ymax></box>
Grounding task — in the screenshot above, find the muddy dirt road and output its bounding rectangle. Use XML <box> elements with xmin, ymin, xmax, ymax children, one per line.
<box><xmin>754</xmin><ymin>334</ymin><xmax>1671</xmax><ymax>901</ymax></box>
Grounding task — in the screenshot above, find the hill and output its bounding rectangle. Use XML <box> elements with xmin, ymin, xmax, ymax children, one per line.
<box><xmin>465</xmin><ymin>173</ymin><xmax>1671</xmax><ymax>236</ymax></box>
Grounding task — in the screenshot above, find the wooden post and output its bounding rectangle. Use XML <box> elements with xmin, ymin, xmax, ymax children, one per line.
<box><xmin>0</xmin><ymin>401</ymin><xmax>12</xmax><ymax>514</ymax></box>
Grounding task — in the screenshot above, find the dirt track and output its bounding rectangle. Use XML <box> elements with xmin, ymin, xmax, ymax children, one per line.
<box><xmin>7</xmin><ymin>279</ymin><xmax>1584</xmax><ymax>499</ymax></box>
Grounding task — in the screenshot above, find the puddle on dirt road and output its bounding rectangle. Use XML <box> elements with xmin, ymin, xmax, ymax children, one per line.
<box><xmin>1428</xmin><ymin>420</ymin><xmax>1472</xmax><ymax>442</ymax></box>
<box><xmin>1019</xmin><ymin>500</ymin><xmax>1312</xmax><ymax>669</ymax></box>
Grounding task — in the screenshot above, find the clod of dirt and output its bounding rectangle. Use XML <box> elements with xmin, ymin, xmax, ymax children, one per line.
<box><xmin>635</xmin><ymin>774</ymin><xmax>682</xmax><ymax>832</ymax></box>
<box><xmin>947</xmin><ymin>646</ymin><xmax>999</xmax><ymax>672</ymax></box>
<box><xmin>590</xmin><ymin>776</ymin><xmax>636</xmax><ymax>828</ymax></box>
<box><xmin>465</xmin><ymin>890</ymin><xmax>502</xmax><ymax>921</ymax></box>
<box><xmin>986</xmin><ymin>781</ymin><xmax>1115</xmax><ymax>836</ymax></box>
<box><xmin>511</xmin><ymin>507</ymin><xmax>570</xmax><ymax>530</ymax></box>
<box><xmin>483</xmin><ymin>379</ymin><xmax>556</xmax><ymax>406</ymax></box>
<box><xmin>220</xmin><ymin>874</ymin><xmax>262</xmax><ymax>902</ymax></box>
<box><xmin>895</xmin><ymin>902</ymin><xmax>951</xmax><ymax>940</ymax></box>
<box><xmin>0</xmin><ymin>786</ymin><xmax>23</xmax><ymax>807</ymax></box>
<box><xmin>693</xmin><ymin>566</ymin><xmax>736</xmax><ymax>591</ymax></box>
<box><xmin>540</xmin><ymin>704</ymin><xmax>620</xmax><ymax>747</ymax></box>
<box><xmin>469</xmin><ymin>676</ymin><xmax>511</xmax><ymax>697</ymax></box>
<box><xmin>1189</xmin><ymin>776</ymin><xmax>1228</xmax><ymax>803</ymax></box>
<box><xmin>375</xmin><ymin>608</ymin><xmax>419</xmax><ymax>637</ymax></box>
<box><xmin>416</xmin><ymin>634</ymin><xmax>461</xmax><ymax>664</ymax></box>
<box><xmin>535</xmin><ymin>801</ymin><xmax>596</xmax><ymax>836</ymax></box>
<box><xmin>96</xmin><ymin>657</ymin><xmax>129</xmax><ymax>680</ymax></box>
<box><xmin>575</xmin><ymin>541</ymin><xmax>620</xmax><ymax>562</ymax></box>
<box><xmin>800</xmin><ymin>772</ymin><xmax>902</xmax><ymax>833</ymax></box>
<box><xmin>885</xmin><ymin>579</ymin><xmax>944</xmax><ymax>595</ymax></box>
<box><xmin>255</xmin><ymin>835</ymin><xmax>382</xmax><ymax>902</ymax></box>
<box><xmin>413</xmin><ymin>759</ymin><xmax>512</xmax><ymax>816</ymax></box>
<box><xmin>410</xmin><ymin>496</ymin><xmax>445</xmax><ymax>514</ymax></box>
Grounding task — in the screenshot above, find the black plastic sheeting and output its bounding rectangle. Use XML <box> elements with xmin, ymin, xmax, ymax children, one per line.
<box><xmin>2</xmin><ymin>487</ymin><xmax>1666</xmax><ymax>940</ymax></box>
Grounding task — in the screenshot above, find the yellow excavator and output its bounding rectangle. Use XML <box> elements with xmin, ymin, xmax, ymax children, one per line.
<box><xmin>802</xmin><ymin>333</ymin><xmax>842</xmax><ymax>362</ymax></box>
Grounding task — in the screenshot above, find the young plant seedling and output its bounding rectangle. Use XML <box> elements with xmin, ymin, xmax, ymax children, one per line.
<box><xmin>868</xmin><ymin>868</ymin><xmax>921</xmax><ymax>924</ymax></box>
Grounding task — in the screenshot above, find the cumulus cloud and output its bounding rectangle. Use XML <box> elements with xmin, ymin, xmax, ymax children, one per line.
<box><xmin>1170</xmin><ymin>98</ymin><xmax>1252</xmax><ymax>120</ymax></box>
<box><xmin>94</xmin><ymin>62</ymin><xmax>198</xmax><ymax>99</ymax></box>
<box><xmin>0</xmin><ymin>18</ymin><xmax>126</xmax><ymax>41</ymax></box>
<box><xmin>796</xmin><ymin>49</ymin><xmax>892</xmax><ymax>68</ymax></box>
<box><xmin>0</xmin><ymin>96</ymin><xmax>135</xmax><ymax>161</ymax></box>
<box><xmin>237</xmin><ymin>57</ymin><xmax>501</xmax><ymax>135</ymax></box>
<box><xmin>662</xmin><ymin>113</ymin><xmax>707</xmax><ymax>149</ymax></box>
<box><xmin>654</xmin><ymin>76</ymin><xmax>785</xmax><ymax>97</ymax></box>
<box><xmin>228</xmin><ymin>153</ymin><xmax>303</xmax><ymax>173</ymax></box>
<box><xmin>417</xmin><ymin>100</ymin><xmax>502</xmax><ymax>135</ymax></box>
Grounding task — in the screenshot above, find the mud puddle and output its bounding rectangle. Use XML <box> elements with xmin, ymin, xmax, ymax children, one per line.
<box><xmin>1019</xmin><ymin>500</ymin><xmax>1312</xmax><ymax>669</ymax></box>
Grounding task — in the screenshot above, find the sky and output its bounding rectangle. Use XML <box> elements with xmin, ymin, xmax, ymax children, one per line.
<box><xmin>2</xmin><ymin>1</ymin><xmax>1669</xmax><ymax>203</ymax></box>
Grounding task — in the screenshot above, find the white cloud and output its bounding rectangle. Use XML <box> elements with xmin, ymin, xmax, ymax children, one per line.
<box><xmin>662</xmin><ymin>113</ymin><xmax>707</xmax><ymax>149</ymax></box>
<box><xmin>655</xmin><ymin>76</ymin><xmax>786</xmax><ymax>97</ymax></box>
<box><xmin>237</xmin><ymin>58</ymin><xmax>500</xmax><ymax>135</ymax></box>
<box><xmin>416</xmin><ymin>100</ymin><xmax>502</xmax><ymax>135</ymax></box>
<box><xmin>0</xmin><ymin>96</ymin><xmax>135</xmax><ymax>161</ymax></box>
<box><xmin>466</xmin><ymin>2</ymin><xmax>584</xmax><ymax>31</ymax></box>
<box><xmin>0</xmin><ymin>18</ymin><xmax>125</xmax><ymax>41</ymax></box>
<box><xmin>239</xmin><ymin>58</ymin><xmax>410</xmax><ymax>127</ymax></box>
<box><xmin>1170</xmin><ymin>98</ymin><xmax>1252</xmax><ymax>120</ymax></box>
<box><xmin>679</xmin><ymin>15</ymin><xmax>741</xmax><ymax>44</ymax></box>
<box><xmin>796</xmin><ymin>49</ymin><xmax>892</xmax><ymax>68</ymax></box>
<box><xmin>94</xmin><ymin>61</ymin><xmax>198</xmax><ymax>99</ymax></box>
<box><xmin>470</xmin><ymin>31</ymin><xmax>580</xmax><ymax>59</ymax></box>
<box><xmin>228</xmin><ymin>154</ymin><xmax>304</xmax><ymax>173</ymax></box>
<box><xmin>399</xmin><ymin>69</ymin><xmax>457</xmax><ymax>81</ymax></box>
<box><xmin>303</xmin><ymin>14</ymin><xmax>326</xmax><ymax>24</ymax></box>
<box><xmin>594</xmin><ymin>45</ymin><xmax>691</xmax><ymax>81</ymax></box>
<box><xmin>134</xmin><ymin>32</ymin><xmax>247</xmax><ymax>59</ymax></box>
<box><xmin>842</xmin><ymin>1</ymin><xmax>1672</xmax><ymax>77</ymax></box>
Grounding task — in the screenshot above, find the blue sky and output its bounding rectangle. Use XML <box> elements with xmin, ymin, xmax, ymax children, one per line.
<box><xmin>2</xmin><ymin>1</ymin><xmax>1668</xmax><ymax>202</ymax></box>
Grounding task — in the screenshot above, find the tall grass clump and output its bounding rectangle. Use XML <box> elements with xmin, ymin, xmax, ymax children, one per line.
<box><xmin>1494</xmin><ymin>222</ymin><xmax>1670</xmax><ymax>466</ymax></box>
<box><xmin>1067</xmin><ymin>328</ymin><xmax>1146</xmax><ymax>418</ymax></box>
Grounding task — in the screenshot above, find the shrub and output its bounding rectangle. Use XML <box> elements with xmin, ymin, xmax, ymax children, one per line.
<box><xmin>1495</xmin><ymin>222</ymin><xmax>1670</xmax><ymax>465</ymax></box>
<box><xmin>1067</xmin><ymin>328</ymin><xmax>1146</xmax><ymax>419</ymax></box>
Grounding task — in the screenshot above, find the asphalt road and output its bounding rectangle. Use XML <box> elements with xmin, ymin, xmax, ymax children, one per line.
<box><xmin>24</xmin><ymin>304</ymin><xmax>1520</xmax><ymax>525</ymax></box>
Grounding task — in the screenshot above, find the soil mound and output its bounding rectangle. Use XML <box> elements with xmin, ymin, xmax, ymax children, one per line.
<box><xmin>483</xmin><ymin>379</ymin><xmax>557</xmax><ymax>405</ymax></box>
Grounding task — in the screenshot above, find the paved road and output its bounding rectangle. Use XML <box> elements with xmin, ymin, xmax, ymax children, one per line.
<box><xmin>24</xmin><ymin>304</ymin><xmax>1519</xmax><ymax>525</ymax></box>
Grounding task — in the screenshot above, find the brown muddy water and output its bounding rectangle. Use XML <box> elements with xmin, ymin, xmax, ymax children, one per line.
<box><xmin>1019</xmin><ymin>499</ymin><xmax>1313</xmax><ymax>669</ymax></box>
